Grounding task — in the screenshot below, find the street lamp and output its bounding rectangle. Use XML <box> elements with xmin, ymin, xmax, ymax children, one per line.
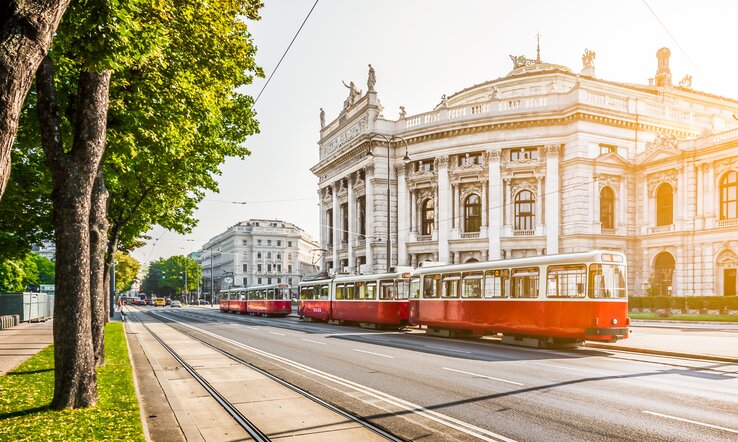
<box><xmin>366</xmin><ymin>133</ymin><xmax>410</xmax><ymax>272</ymax></box>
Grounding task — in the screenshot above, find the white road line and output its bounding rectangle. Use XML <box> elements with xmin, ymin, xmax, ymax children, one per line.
<box><xmin>353</xmin><ymin>349</ymin><xmax>394</xmax><ymax>359</ymax></box>
<box><xmin>164</xmin><ymin>315</ymin><xmax>516</xmax><ymax>442</ymax></box>
<box><xmin>442</xmin><ymin>367</ymin><xmax>524</xmax><ymax>386</ymax></box>
<box><xmin>302</xmin><ymin>338</ymin><xmax>326</xmax><ymax>345</ymax></box>
<box><xmin>642</xmin><ymin>410</ymin><xmax>738</xmax><ymax>434</ymax></box>
<box><xmin>532</xmin><ymin>362</ymin><xmax>595</xmax><ymax>374</ymax></box>
<box><xmin>269</xmin><ymin>331</ymin><xmax>285</xmax><ymax>336</ymax></box>
<box><xmin>425</xmin><ymin>344</ymin><xmax>472</xmax><ymax>354</ymax></box>
<box><xmin>244</xmin><ymin>326</ymin><xmax>260</xmax><ymax>330</ymax></box>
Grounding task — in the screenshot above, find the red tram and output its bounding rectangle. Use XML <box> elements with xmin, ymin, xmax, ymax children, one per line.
<box><xmin>409</xmin><ymin>250</ymin><xmax>629</xmax><ymax>344</ymax></box>
<box><xmin>218</xmin><ymin>284</ymin><xmax>292</xmax><ymax>317</ymax></box>
<box><xmin>298</xmin><ymin>270</ymin><xmax>410</xmax><ymax>326</ymax></box>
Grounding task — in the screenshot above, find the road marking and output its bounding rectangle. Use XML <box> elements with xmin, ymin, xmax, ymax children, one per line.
<box><xmin>353</xmin><ymin>349</ymin><xmax>394</xmax><ymax>359</ymax></box>
<box><xmin>442</xmin><ymin>367</ymin><xmax>524</xmax><ymax>386</ymax></box>
<box><xmin>163</xmin><ymin>315</ymin><xmax>516</xmax><ymax>442</ymax></box>
<box><xmin>269</xmin><ymin>331</ymin><xmax>285</xmax><ymax>336</ymax></box>
<box><xmin>532</xmin><ymin>362</ymin><xmax>594</xmax><ymax>374</ymax></box>
<box><xmin>244</xmin><ymin>326</ymin><xmax>260</xmax><ymax>330</ymax></box>
<box><xmin>642</xmin><ymin>410</ymin><xmax>738</xmax><ymax>434</ymax></box>
<box><xmin>425</xmin><ymin>344</ymin><xmax>472</xmax><ymax>354</ymax></box>
<box><xmin>302</xmin><ymin>338</ymin><xmax>326</xmax><ymax>345</ymax></box>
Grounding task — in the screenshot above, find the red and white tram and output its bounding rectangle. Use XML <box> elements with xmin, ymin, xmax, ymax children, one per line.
<box><xmin>245</xmin><ymin>283</ymin><xmax>292</xmax><ymax>317</ymax></box>
<box><xmin>219</xmin><ymin>288</ymin><xmax>247</xmax><ymax>314</ymax></box>
<box><xmin>409</xmin><ymin>250</ymin><xmax>629</xmax><ymax>345</ymax></box>
<box><xmin>298</xmin><ymin>270</ymin><xmax>411</xmax><ymax>326</ymax></box>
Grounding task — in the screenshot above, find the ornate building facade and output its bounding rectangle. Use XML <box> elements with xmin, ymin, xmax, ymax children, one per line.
<box><xmin>196</xmin><ymin>219</ymin><xmax>319</xmax><ymax>298</ymax></box>
<box><xmin>311</xmin><ymin>48</ymin><xmax>738</xmax><ymax>296</ymax></box>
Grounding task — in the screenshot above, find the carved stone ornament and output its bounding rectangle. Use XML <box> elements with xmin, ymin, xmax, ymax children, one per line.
<box><xmin>544</xmin><ymin>144</ymin><xmax>561</xmax><ymax>156</ymax></box>
<box><xmin>597</xmin><ymin>174</ymin><xmax>620</xmax><ymax>191</ymax></box>
<box><xmin>394</xmin><ymin>163</ymin><xmax>407</xmax><ymax>176</ymax></box>
<box><xmin>647</xmin><ymin>169</ymin><xmax>678</xmax><ymax>195</ymax></box>
<box><xmin>716</xmin><ymin>157</ymin><xmax>738</xmax><ymax>176</ymax></box>
<box><xmin>416</xmin><ymin>188</ymin><xmax>434</xmax><ymax>204</ymax></box>
<box><xmin>459</xmin><ymin>183</ymin><xmax>483</xmax><ymax>201</ymax></box>
<box><xmin>322</xmin><ymin>115</ymin><xmax>369</xmax><ymax>157</ymax></box>
<box><xmin>646</xmin><ymin>131</ymin><xmax>679</xmax><ymax>151</ymax></box>
<box><xmin>511</xmin><ymin>178</ymin><xmax>537</xmax><ymax>196</ymax></box>
<box><xmin>434</xmin><ymin>156</ymin><xmax>449</xmax><ymax>168</ymax></box>
<box><xmin>487</xmin><ymin>149</ymin><xmax>502</xmax><ymax>161</ymax></box>
<box><xmin>364</xmin><ymin>162</ymin><xmax>375</xmax><ymax>176</ymax></box>
<box><xmin>717</xmin><ymin>249</ymin><xmax>738</xmax><ymax>267</ymax></box>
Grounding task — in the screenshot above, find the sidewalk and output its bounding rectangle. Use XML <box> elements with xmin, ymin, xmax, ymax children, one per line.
<box><xmin>584</xmin><ymin>322</ymin><xmax>738</xmax><ymax>363</ymax></box>
<box><xmin>0</xmin><ymin>320</ymin><xmax>53</xmax><ymax>377</ymax></box>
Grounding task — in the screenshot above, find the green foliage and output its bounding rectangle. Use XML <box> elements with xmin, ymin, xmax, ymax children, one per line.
<box><xmin>686</xmin><ymin>297</ymin><xmax>705</xmax><ymax>310</ymax></box>
<box><xmin>104</xmin><ymin>0</ymin><xmax>263</xmax><ymax>252</ymax></box>
<box><xmin>141</xmin><ymin>255</ymin><xmax>201</xmax><ymax>298</ymax></box>
<box><xmin>0</xmin><ymin>254</ymin><xmax>54</xmax><ymax>292</ymax></box>
<box><xmin>115</xmin><ymin>252</ymin><xmax>140</xmax><ymax>292</ymax></box>
<box><xmin>628</xmin><ymin>312</ymin><xmax>738</xmax><ymax>322</ymax></box>
<box><xmin>0</xmin><ymin>322</ymin><xmax>144</xmax><ymax>440</ymax></box>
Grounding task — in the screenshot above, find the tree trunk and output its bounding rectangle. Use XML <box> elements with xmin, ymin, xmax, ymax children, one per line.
<box><xmin>0</xmin><ymin>0</ymin><xmax>69</xmax><ymax>200</ymax></box>
<box><xmin>37</xmin><ymin>55</ymin><xmax>111</xmax><ymax>409</ymax></box>
<box><xmin>89</xmin><ymin>170</ymin><xmax>109</xmax><ymax>366</ymax></box>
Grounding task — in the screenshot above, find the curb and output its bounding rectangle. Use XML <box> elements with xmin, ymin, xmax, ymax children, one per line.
<box><xmin>122</xmin><ymin>313</ymin><xmax>152</xmax><ymax>442</ymax></box>
<box><xmin>584</xmin><ymin>343</ymin><xmax>738</xmax><ymax>364</ymax></box>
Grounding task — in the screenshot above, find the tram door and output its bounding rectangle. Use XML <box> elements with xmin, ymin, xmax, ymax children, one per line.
<box><xmin>725</xmin><ymin>269</ymin><xmax>737</xmax><ymax>297</ymax></box>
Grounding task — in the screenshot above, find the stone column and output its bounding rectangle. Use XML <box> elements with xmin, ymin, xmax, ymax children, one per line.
<box><xmin>318</xmin><ymin>189</ymin><xmax>326</xmax><ymax>270</ymax></box>
<box><xmin>536</xmin><ymin>175</ymin><xmax>544</xmax><ymax>235</ymax></box>
<box><xmin>618</xmin><ymin>177</ymin><xmax>627</xmax><ymax>235</ymax></box>
<box><xmin>706</xmin><ymin>162</ymin><xmax>716</xmax><ymax>225</ymax></box>
<box><xmin>452</xmin><ymin>184</ymin><xmax>460</xmax><ymax>234</ymax></box>
<box><xmin>641</xmin><ymin>175</ymin><xmax>649</xmax><ymax>233</ymax></box>
<box><xmin>696</xmin><ymin>163</ymin><xmax>703</xmax><ymax>218</ymax></box>
<box><xmin>544</xmin><ymin>145</ymin><xmax>560</xmax><ymax>254</ymax></box>
<box><xmin>481</xmin><ymin>181</ymin><xmax>488</xmax><ymax>229</ymax></box>
<box><xmin>396</xmin><ymin>163</ymin><xmax>409</xmax><ymax>266</ymax></box>
<box><xmin>332</xmin><ymin>183</ymin><xmax>339</xmax><ymax>269</ymax></box>
<box><xmin>504</xmin><ymin>178</ymin><xmax>512</xmax><ymax>229</ymax></box>
<box><xmin>487</xmin><ymin>149</ymin><xmax>502</xmax><ymax>259</ymax></box>
<box><xmin>437</xmin><ymin>156</ymin><xmax>451</xmax><ymax>263</ymax></box>
<box><xmin>365</xmin><ymin>164</ymin><xmax>375</xmax><ymax>272</ymax></box>
<box><xmin>347</xmin><ymin>174</ymin><xmax>355</xmax><ymax>272</ymax></box>
<box><xmin>592</xmin><ymin>176</ymin><xmax>601</xmax><ymax>233</ymax></box>
<box><xmin>410</xmin><ymin>190</ymin><xmax>417</xmax><ymax>236</ymax></box>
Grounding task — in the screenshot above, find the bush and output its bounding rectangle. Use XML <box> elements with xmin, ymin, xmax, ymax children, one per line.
<box><xmin>628</xmin><ymin>297</ymin><xmax>643</xmax><ymax>309</ymax></box>
<box><xmin>705</xmin><ymin>296</ymin><xmax>727</xmax><ymax>311</ymax></box>
<box><xmin>724</xmin><ymin>296</ymin><xmax>738</xmax><ymax>310</ymax></box>
<box><xmin>686</xmin><ymin>297</ymin><xmax>705</xmax><ymax>310</ymax></box>
<box><xmin>652</xmin><ymin>296</ymin><xmax>671</xmax><ymax>310</ymax></box>
<box><xmin>670</xmin><ymin>297</ymin><xmax>686</xmax><ymax>310</ymax></box>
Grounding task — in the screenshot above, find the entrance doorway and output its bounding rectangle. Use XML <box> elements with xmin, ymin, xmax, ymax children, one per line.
<box><xmin>725</xmin><ymin>269</ymin><xmax>737</xmax><ymax>296</ymax></box>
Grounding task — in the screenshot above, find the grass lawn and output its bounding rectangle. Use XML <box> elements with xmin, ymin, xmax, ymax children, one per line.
<box><xmin>0</xmin><ymin>322</ymin><xmax>144</xmax><ymax>441</ymax></box>
<box><xmin>629</xmin><ymin>311</ymin><xmax>738</xmax><ymax>322</ymax></box>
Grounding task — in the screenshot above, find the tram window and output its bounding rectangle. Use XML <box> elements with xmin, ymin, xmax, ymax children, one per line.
<box><xmin>588</xmin><ymin>264</ymin><xmax>627</xmax><ymax>299</ymax></box>
<box><xmin>356</xmin><ymin>281</ymin><xmax>366</xmax><ymax>299</ymax></box>
<box><xmin>462</xmin><ymin>273</ymin><xmax>483</xmax><ymax>298</ymax></box>
<box><xmin>484</xmin><ymin>269</ymin><xmax>508</xmax><ymax>298</ymax></box>
<box><xmin>345</xmin><ymin>284</ymin><xmax>355</xmax><ymax>300</ymax></box>
<box><xmin>380</xmin><ymin>281</ymin><xmax>395</xmax><ymax>300</ymax></box>
<box><xmin>423</xmin><ymin>274</ymin><xmax>441</xmax><ymax>298</ymax></box>
<box><xmin>335</xmin><ymin>284</ymin><xmax>345</xmax><ymax>300</ymax></box>
<box><xmin>300</xmin><ymin>287</ymin><xmax>313</xmax><ymax>300</ymax></box>
<box><xmin>319</xmin><ymin>285</ymin><xmax>329</xmax><ymax>300</ymax></box>
<box><xmin>267</xmin><ymin>289</ymin><xmax>275</xmax><ymax>300</ymax></box>
<box><xmin>396</xmin><ymin>280</ymin><xmax>409</xmax><ymax>299</ymax></box>
<box><xmin>442</xmin><ymin>273</ymin><xmax>460</xmax><ymax>298</ymax></box>
<box><xmin>547</xmin><ymin>265</ymin><xmax>586</xmax><ymax>298</ymax></box>
<box><xmin>511</xmin><ymin>267</ymin><xmax>539</xmax><ymax>298</ymax></box>
<box><xmin>409</xmin><ymin>278</ymin><xmax>421</xmax><ymax>299</ymax></box>
<box><xmin>366</xmin><ymin>282</ymin><xmax>377</xmax><ymax>300</ymax></box>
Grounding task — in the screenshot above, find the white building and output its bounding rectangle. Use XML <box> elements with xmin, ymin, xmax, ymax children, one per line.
<box><xmin>311</xmin><ymin>47</ymin><xmax>738</xmax><ymax>297</ymax></box>
<box><xmin>196</xmin><ymin>219</ymin><xmax>319</xmax><ymax>298</ymax></box>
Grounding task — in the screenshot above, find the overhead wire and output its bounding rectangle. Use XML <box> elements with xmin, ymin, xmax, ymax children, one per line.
<box><xmin>254</xmin><ymin>0</ymin><xmax>320</xmax><ymax>105</ymax></box>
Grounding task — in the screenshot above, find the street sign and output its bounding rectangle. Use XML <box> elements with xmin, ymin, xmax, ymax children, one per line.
<box><xmin>224</xmin><ymin>277</ymin><xmax>233</xmax><ymax>284</ymax></box>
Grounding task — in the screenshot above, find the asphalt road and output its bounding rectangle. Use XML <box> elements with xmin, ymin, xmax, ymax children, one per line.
<box><xmin>149</xmin><ymin>306</ymin><xmax>738</xmax><ymax>442</ymax></box>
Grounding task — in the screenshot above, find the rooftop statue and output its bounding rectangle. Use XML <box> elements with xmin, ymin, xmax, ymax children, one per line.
<box><xmin>679</xmin><ymin>74</ymin><xmax>693</xmax><ymax>89</ymax></box>
<box><xmin>582</xmin><ymin>49</ymin><xmax>596</xmax><ymax>68</ymax></box>
<box><xmin>342</xmin><ymin>80</ymin><xmax>361</xmax><ymax>109</ymax></box>
<box><xmin>320</xmin><ymin>108</ymin><xmax>325</xmax><ymax>128</ymax></box>
<box><xmin>399</xmin><ymin>106</ymin><xmax>406</xmax><ymax>119</ymax></box>
<box><xmin>367</xmin><ymin>64</ymin><xmax>376</xmax><ymax>92</ymax></box>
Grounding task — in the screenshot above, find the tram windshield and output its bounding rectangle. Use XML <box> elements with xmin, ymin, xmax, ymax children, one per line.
<box><xmin>588</xmin><ymin>264</ymin><xmax>627</xmax><ymax>299</ymax></box>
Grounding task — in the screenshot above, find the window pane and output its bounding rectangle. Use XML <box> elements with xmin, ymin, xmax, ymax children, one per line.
<box><xmin>511</xmin><ymin>267</ymin><xmax>539</xmax><ymax>298</ymax></box>
<box><xmin>546</xmin><ymin>265</ymin><xmax>586</xmax><ymax>298</ymax></box>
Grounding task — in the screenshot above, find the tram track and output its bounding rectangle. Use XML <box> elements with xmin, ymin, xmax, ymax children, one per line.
<box><xmin>129</xmin><ymin>307</ymin><xmax>406</xmax><ymax>442</ymax></box>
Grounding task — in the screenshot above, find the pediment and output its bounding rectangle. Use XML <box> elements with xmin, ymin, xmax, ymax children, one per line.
<box><xmin>639</xmin><ymin>146</ymin><xmax>680</xmax><ymax>165</ymax></box>
<box><xmin>595</xmin><ymin>151</ymin><xmax>629</xmax><ymax>166</ymax></box>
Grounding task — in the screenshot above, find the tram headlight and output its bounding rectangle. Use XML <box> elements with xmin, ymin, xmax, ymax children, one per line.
<box><xmin>612</xmin><ymin>318</ymin><xmax>618</xmax><ymax>325</ymax></box>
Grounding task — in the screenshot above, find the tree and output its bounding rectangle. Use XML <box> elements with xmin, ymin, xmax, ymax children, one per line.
<box><xmin>141</xmin><ymin>256</ymin><xmax>201</xmax><ymax>299</ymax></box>
<box><xmin>115</xmin><ymin>251</ymin><xmax>139</xmax><ymax>293</ymax></box>
<box><xmin>0</xmin><ymin>258</ymin><xmax>24</xmax><ymax>291</ymax></box>
<box><xmin>0</xmin><ymin>253</ymin><xmax>53</xmax><ymax>291</ymax></box>
<box><xmin>0</xmin><ymin>0</ymin><xmax>70</xmax><ymax>200</ymax></box>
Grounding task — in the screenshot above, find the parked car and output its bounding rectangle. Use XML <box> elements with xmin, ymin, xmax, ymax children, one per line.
<box><xmin>154</xmin><ymin>297</ymin><xmax>166</xmax><ymax>307</ymax></box>
<box><xmin>165</xmin><ymin>297</ymin><xmax>172</xmax><ymax>306</ymax></box>
<box><xmin>170</xmin><ymin>300</ymin><xmax>181</xmax><ymax>308</ymax></box>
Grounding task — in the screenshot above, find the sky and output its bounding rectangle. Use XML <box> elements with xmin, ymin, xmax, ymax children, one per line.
<box><xmin>131</xmin><ymin>0</ymin><xmax>738</xmax><ymax>265</ymax></box>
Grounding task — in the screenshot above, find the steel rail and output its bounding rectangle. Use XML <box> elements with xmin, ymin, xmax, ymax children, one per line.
<box><xmin>127</xmin><ymin>310</ymin><xmax>271</xmax><ymax>442</ymax></box>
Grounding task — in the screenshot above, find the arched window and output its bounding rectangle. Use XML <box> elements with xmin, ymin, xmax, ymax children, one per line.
<box><xmin>514</xmin><ymin>190</ymin><xmax>535</xmax><ymax>231</ymax></box>
<box><xmin>600</xmin><ymin>187</ymin><xmax>615</xmax><ymax>230</ymax></box>
<box><xmin>464</xmin><ymin>194</ymin><xmax>481</xmax><ymax>232</ymax></box>
<box><xmin>421</xmin><ymin>199</ymin><xmax>434</xmax><ymax>236</ymax></box>
<box><xmin>720</xmin><ymin>171</ymin><xmax>737</xmax><ymax>220</ymax></box>
<box><xmin>653</xmin><ymin>252</ymin><xmax>675</xmax><ymax>296</ymax></box>
<box><xmin>656</xmin><ymin>183</ymin><xmax>673</xmax><ymax>226</ymax></box>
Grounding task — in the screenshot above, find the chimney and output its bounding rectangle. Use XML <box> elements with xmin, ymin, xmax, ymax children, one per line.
<box><xmin>655</xmin><ymin>47</ymin><xmax>672</xmax><ymax>87</ymax></box>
